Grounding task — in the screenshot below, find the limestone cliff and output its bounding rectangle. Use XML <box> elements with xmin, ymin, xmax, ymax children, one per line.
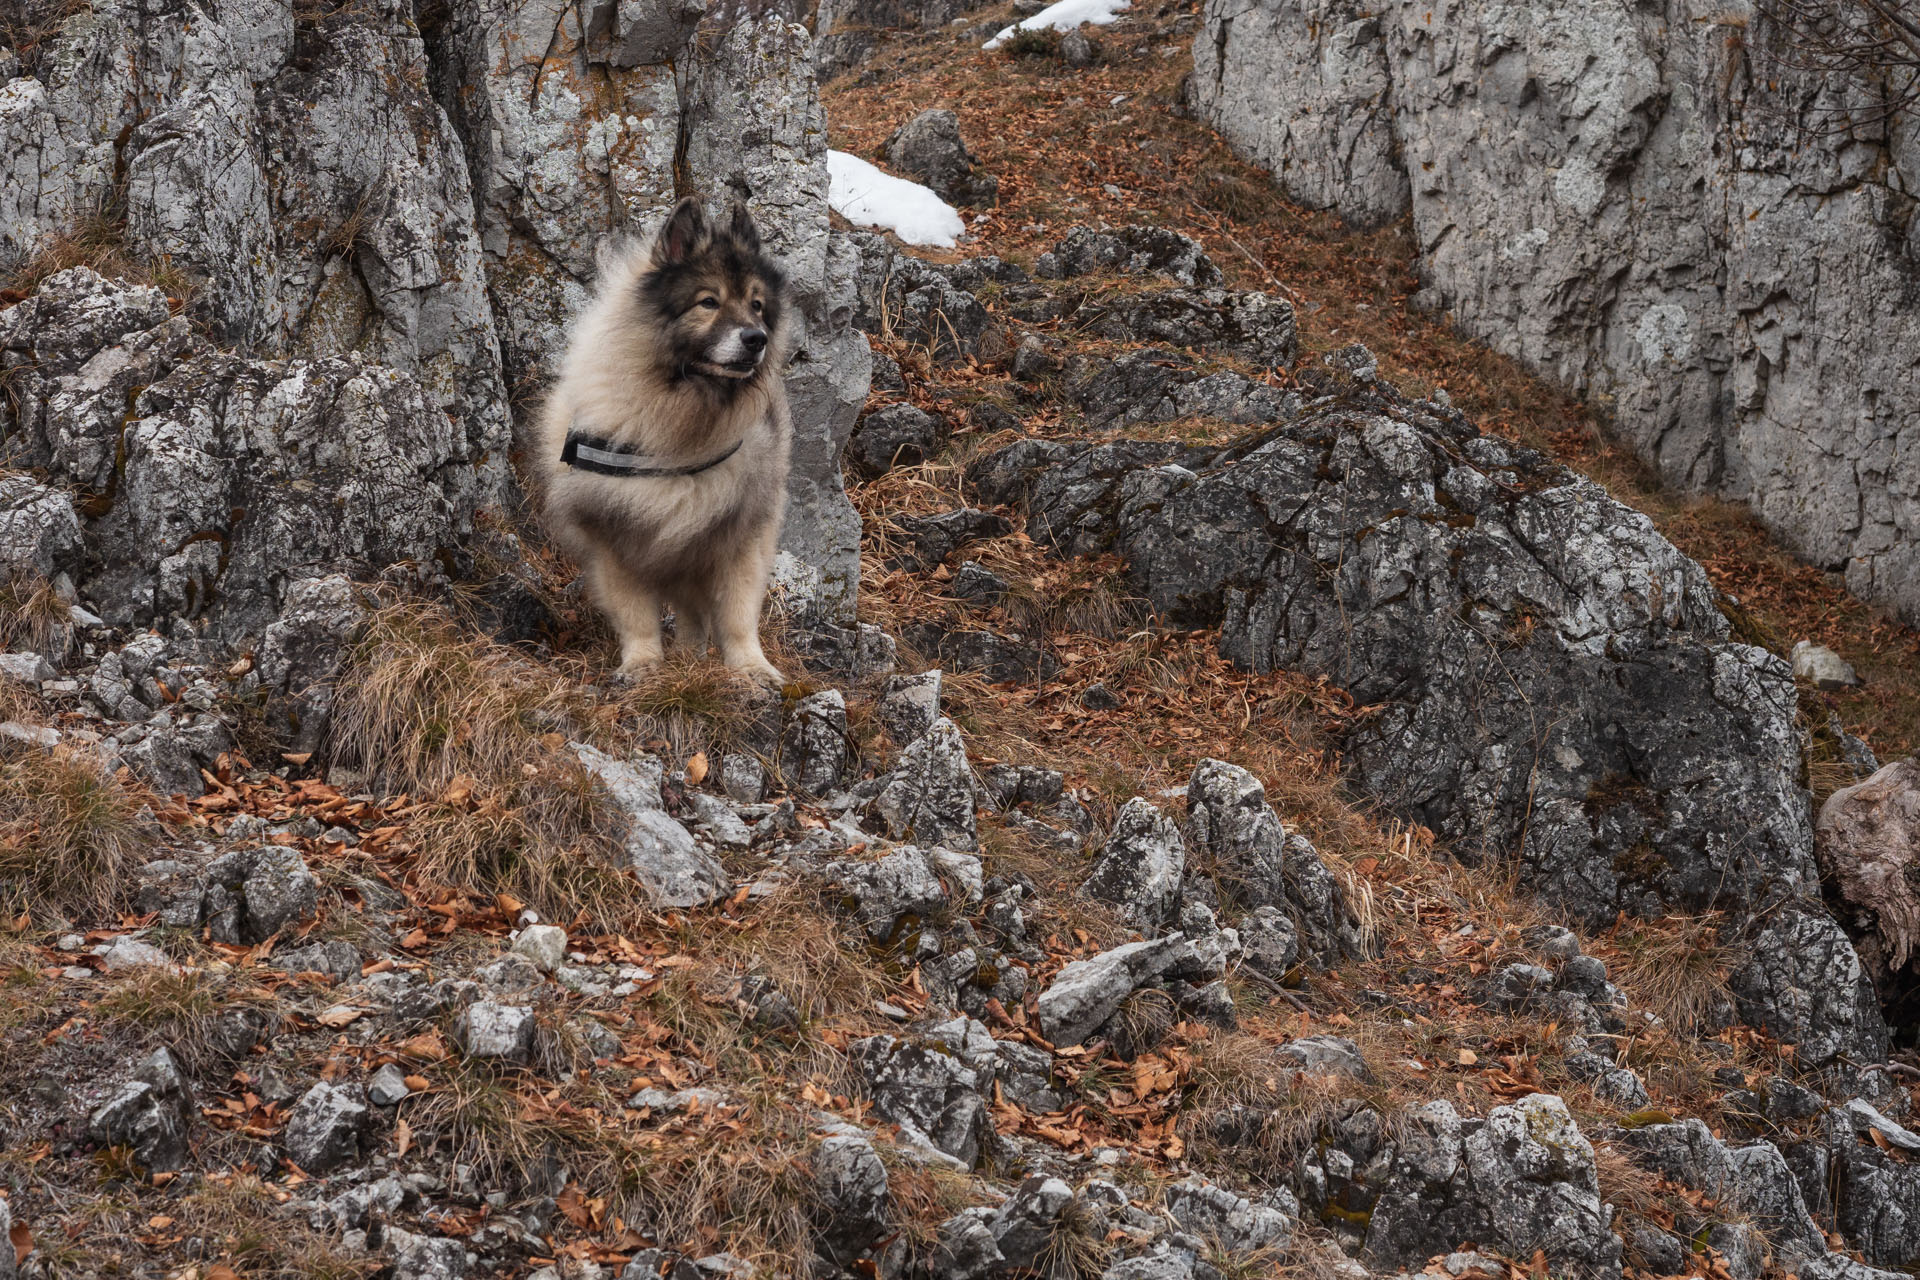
<box><xmin>1191</xmin><ymin>0</ymin><xmax>1920</xmax><ymax>624</ymax></box>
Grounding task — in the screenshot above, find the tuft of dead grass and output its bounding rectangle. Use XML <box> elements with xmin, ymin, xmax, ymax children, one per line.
<box><xmin>0</xmin><ymin>737</ymin><xmax>148</xmax><ymax>920</ymax></box>
<box><xmin>0</xmin><ymin>569</ymin><xmax>72</xmax><ymax>655</ymax></box>
<box><xmin>93</xmin><ymin>967</ymin><xmax>279</xmax><ymax>1072</ymax></box>
<box><xmin>177</xmin><ymin>1173</ymin><xmax>380</xmax><ymax>1279</ymax></box>
<box><xmin>329</xmin><ymin>603</ymin><xmax>667</xmax><ymax>922</ymax></box>
<box><xmin>1598</xmin><ymin>914</ymin><xmax>1743</xmax><ymax>1037</ymax></box>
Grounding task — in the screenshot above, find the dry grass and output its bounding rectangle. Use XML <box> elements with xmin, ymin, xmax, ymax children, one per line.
<box><xmin>0</xmin><ymin>736</ymin><xmax>148</xmax><ymax>920</ymax></box>
<box><xmin>409</xmin><ymin>1058</ymin><xmax>823</xmax><ymax>1267</ymax></box>
<box><xmin>330</xmin><ymin>601</ymin><xmax>770</xmax><ymax>923</ymax></box>
<box><xmin>1597</xmin><ymin>915</ymin><xmax>1744</xmax><ymax>1038</ymax></box>
<box><xmin>93</xmin><ymin>967</ymin><xmax>279</xmax><ymax>1072</ymax></box>
<box><xmin>0</xmin><ymin>569</ymin><xmax>72</xmax><ymax>655</ymax></box>
<box><xmin>177</xmin><ymin>1174</ymin><xmax>380</xmax><ymax>1279</ymax></box>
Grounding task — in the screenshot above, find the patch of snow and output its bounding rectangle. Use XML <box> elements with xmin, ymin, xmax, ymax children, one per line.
<box><xmin>983</xmin><ymin>0</ymin><xmax>1129</xmax><ymax>49</ymax></box>
<box><xmin>826</xmin><ymin>151</ymin><xmax>966</xmax><ymax>249</ymax></box>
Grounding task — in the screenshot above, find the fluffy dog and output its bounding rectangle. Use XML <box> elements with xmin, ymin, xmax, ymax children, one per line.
<box><xmin>538</xmin><ymin>197</ymin><xmax>792</xmax><ymax>684</ymax></box>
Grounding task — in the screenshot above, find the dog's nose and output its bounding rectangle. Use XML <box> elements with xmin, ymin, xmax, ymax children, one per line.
<box><xmin>740</xmin><ymin>328</ymin><xmax>767</xmax><ymax>353</ymax></box>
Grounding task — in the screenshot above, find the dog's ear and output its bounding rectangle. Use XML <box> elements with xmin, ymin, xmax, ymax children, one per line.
<box><xmin>654</xmin><ymin>197</ymin><xmax>710</xmax><ymax>266</ymax></box>
<box><xmin>728</xmin><ymin>203</ymin><xmax>762</xmax><ymax>253</ymax></box>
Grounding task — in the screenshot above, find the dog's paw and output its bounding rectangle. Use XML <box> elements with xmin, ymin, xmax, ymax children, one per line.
<box><xmin>616</xmin><ymin>655</ymin><xmax>663</xmax><ymax>681</ymax></box>
<box><xmin>729</xmin><ymin>656</ymin><xmax>786</xmax><ymax>687</ymax></box>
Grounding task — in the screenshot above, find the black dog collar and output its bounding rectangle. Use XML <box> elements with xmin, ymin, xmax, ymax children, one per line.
<box><xmin>560</xmin><ymin>429</ymin><xmax>742</xmax><ymax>478</ymax></box>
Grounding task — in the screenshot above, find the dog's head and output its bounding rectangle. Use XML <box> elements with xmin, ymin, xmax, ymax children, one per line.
<box><xmin>640</xmin><ymin>197</ymin><xmax>789</xmax><ymax>388</ymax></box>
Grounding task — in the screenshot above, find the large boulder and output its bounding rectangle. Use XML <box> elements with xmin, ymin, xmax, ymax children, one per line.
<box><xmin>2</xmin><ymin>271</ymin><xmax>502</xmax><ymax>647</ymax></box>
<box><xmin>971</xmin><ymin>365</ymin><xmax>1885</xmax><ymax>1063</ymax></box>
<box><xmin>1364</xmin><ymin>1095</ymin><xmax>1621</xmax><ymax>1278</ymax></box>
<box><xmin>1190</xmin><ymin>0</ymin><xmax>1920</xmax><ymax>626</ymax></box>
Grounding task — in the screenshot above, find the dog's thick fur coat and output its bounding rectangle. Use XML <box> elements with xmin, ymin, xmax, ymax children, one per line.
<box><xmin>538</xmin><ymin>198</ymin><xmax>793</xmax><ymax>683</ymax></box>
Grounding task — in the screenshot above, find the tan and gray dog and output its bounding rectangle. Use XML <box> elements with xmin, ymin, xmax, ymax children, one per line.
<box><xmin>537</xmin><ymin>197</ymin><xmax>792</xmax><ymax>684</ymax></box>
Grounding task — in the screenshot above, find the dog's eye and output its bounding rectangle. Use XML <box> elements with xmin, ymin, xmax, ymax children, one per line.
<box><xmin>697</xmin><ymin>297</ymin><xmax>719</xmax><ymax>310</ymax></box>
<box><xmin>751</xmin><ymin>298</ymin><xmax>764</xmax><ymax>314</ymax></box>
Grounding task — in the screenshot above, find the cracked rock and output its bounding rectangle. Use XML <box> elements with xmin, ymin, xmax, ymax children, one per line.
<box><xmin>874</xmin><ymin>718</ymin><xmax>978</xmax><ymax>849</ymax></box>
<box><xmin>284</xmin><ymin>1082</ymin><xmax>371</xmax><ymax>1175</ymax></box>
<box><xmin>88</xmin><ymin>1049</ymin><xmax>194</xmax><ymax>1173</ymax></box>
<box><xmin>1084</xmin><ymin>797</ymin><xmax>1186</xmax><ymax>929</ymax></box>
<box><xmin>1036</xmin><ymin>934</ymin><xmax>1188</xmax><ymax>1047</ymax></box>
<box><xmin>453</xmin><ymin>1002</ymin><xmax>536</xmax><ymax>1066</ymax></box>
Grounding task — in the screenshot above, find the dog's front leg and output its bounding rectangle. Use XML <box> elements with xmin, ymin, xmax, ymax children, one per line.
<box><xmin>587</xmin><ymin>554</ymin><xmax>664</xmax><ymax>675</ymax></box>
<box><xmin>711</xmin><ymin>530</ymin><xmax>785</xmax><ymax>686</ymax></box>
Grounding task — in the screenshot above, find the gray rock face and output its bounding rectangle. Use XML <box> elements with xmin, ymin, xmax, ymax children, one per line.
<box><xmin>852</xmin><ymin>1032</ymin><xmax>994</xmax><ymax>1167</ymax></box>
<box><xmin>1062</xmin><ymin>347</ymin><xmax>1297</xmax><ymax>432</ymax></box>
<box><xmin>1035</xmin><ymin>934</ymin><xmax>1187</xmax><ymax>1047</ymax></box>
<box><xmin>781</xmin><ymin>690</ymin><xmax>852</xmax><ymax>796</ymax></box>
<box><xmin>971</xmin><ymin>374</ymin><xmax>1884</xmax><ymax>1063</ymax></box>
<box><xmin>1083</xmin><ymin>797</ymin><xmax>1186</xmax><ymax>929</ymax></box>
<box><xmin>883</xmin><ymin>109</ymin><xmax>998</xmax><ymax>206</ymax></box>
<box><xmin>824</xmin><ymin>845</ymin><xmax>970</xmax><ymax>945</ymax></box>
<box><xmin>0</xmin><ymin>475</ymin><xmax>81</xmax><ymax>582</ymax></box>
<box><xmin>1035</xmin><ymin>226</ymin><xmax>1224</xmax><ymax>287</ymax></box>
<box><xmin>2</xmin><ymin>270</ymin><xmax>503</xmax><ymax>648</ymax></box>
<box><xmin>453</xmin><ymin>1001</ymin><xmax>537</xmax><ymax>1065</ymax></box>
<box><xmin>812</xmin><ymin>1132</ymin><xmax>891</xmax><ymax>1265</ymax></box>
<box><xmin>1191</xmin><ymin>0</ymin><xmax>1920</xmax><ymax>625</ymax></box>
<box><xmin>88</xmin><ymin>1049</ymin><xmax>194</xmax><ymax>1173</ymax></box>
<box><xmin>873</xmin><ymin>718</ymin><xmax>978</xmax><ymax>850</ymax></box>
<box><xmin>848</xmin><ymin>403</ymin><xmax>949</xmax><ymax>476</ymax></box>
<box><xmin>1615</xmin><ymin>1119</ymin><xmax>1826</xmax><ymax>1264</ymax></box>
<box><xmin>1365</xmin><ymin>1095</ymin><xmax>1621</xmax><ymax>1278</ymax></box>
<box><xmin>1792</xmin><ymin>1105</ymin><xmax>1920</xmax><ymax>1265</ymax></box>
<box><xmin>1184</xmin><ymin>757</ymin><xmax>1363</xmax><ymax>964</ymax></box>
<box><xmin>284</xmin><ymin>1082</ymin><xmax>371</xmax><ymax>1175</ymax></box>
<box><xmin>877</xmin><ymin>669</ymin><xmax>942</xmax><ymax>744</ymax></box>
<box><xmin>985</xmin><ymin>1177</ymin><xmax>1073</xmax><ymax>1272</ymax></box>
<box><xmin>1164</xmin><ymin>1178</ymin><xmax>1297</xmax><ymax>1254</ymax></box>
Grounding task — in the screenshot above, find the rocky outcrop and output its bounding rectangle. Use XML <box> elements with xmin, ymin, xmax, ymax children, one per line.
<box><xmin>3</xmin><ymin>270</ymin><xmax>498</xmax><ymax>647</ymax></box>
<box><xmin>1191</xmin><ymin>0</ymin><xmax>1920</xmax><ymax>625</ymax></box>
<box><xmin>972</xmin><ymin>357</ymin><xmax>1887</xmax><ymax>1065</ymax></box>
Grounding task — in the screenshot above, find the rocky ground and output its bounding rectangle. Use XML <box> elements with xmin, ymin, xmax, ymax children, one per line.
<box><xmin>5</xmin><ymin>2</ymin><xmax>1920</xmax><ymax>1280</ymax></box>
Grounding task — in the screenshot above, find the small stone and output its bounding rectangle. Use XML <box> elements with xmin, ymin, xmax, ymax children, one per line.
<box><xmin>1791</xmin><ymin>640</ymin><xmax>1859</xmax><ymax>690</ymax></box>
<box><xmin>1060</xmin><ymin>26</ymin><xmax>1095</xmax><ymax>66</ymax></box>
<box><xmin>1037</xmin><ymin>934</ymin><xmax>1188</xmax><ymax>1046</ymax></box>
<box><xmin>878</xmin><ymin>669</ymin><xmax>942</xmax><ymax>744</ymax></box>
<box><xmin>284</xmin><ymin>1082</ymin><xmax>371</xmax><ymax>1174</ymax></box>
<box><xmin>780</xmin><ymin>689</ymin><xmax>851</xmax><ymax>796</ymax></box>
<box><xmin>951</xmin><ymin>561</ymin><xmax>1010</xmax><ymax>606</ymax></box>
<box><xmin>721</xmin><ymin>753</ymin><xmax>768</xmax><ymax>804</ymax></box>
<box><xmin>0</xmin><ymin>652</ymin><xmax>55</xmax><ymax>684</ymax></box>
<box><xmin>1083</xmin><ymin>797</ymin><xmax>1185</xmax><ymax>928</ymax></box>
<box><xmin>99</xmin><ymin>937</ymin><xmax>172</xmax><ymax>970</ymax></box>
<box><xmin>453</xmin><ymin>1002</ymin><xmax>537</xmax><ymax>1065</ymax></box>
<box><xmin>368</xmin><ymin>1063</ymin><xmax>412</xmax><ymax>1106</ymax></box>
<box><xmin>874</xmin><ymin>717</ymin><xmax>978</xmax><ymax>849</ymax></box>
<box><xmin>848</xmin><ymin>404</ymin><xmax>948</xmax><ymax>475</ymax></box>
<box><xmin>1079</xmin><ymin>682</ymin><xmax>1123</xmax><ymax>710</ymax></box>
<box><xmin>88</xmin><ymin>1049</ymin><xmax>194</xmax><ymax>1172</ymax></box>
<box><xmin>512</xmin><ymin>924</ymin><xmax>568</xmax><ymax>972</ymax></box>
<box><xmin>1278</xmin><ymin>1034</ymin><xmax>1374</xmax><ymax>1081</ymax></box>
